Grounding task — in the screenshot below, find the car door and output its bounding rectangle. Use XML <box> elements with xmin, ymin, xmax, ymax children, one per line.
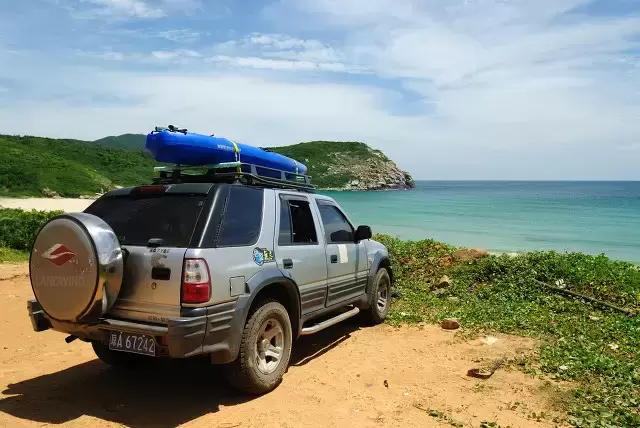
<box><xmin>275</xmin><ymin>194</ymin><xmax>329</xmax><ymax>316</ymax></box>
<box><xmin>316</xmin><ymin>201</ymin><xmax>367</xmax><ymax>307</ymax></box>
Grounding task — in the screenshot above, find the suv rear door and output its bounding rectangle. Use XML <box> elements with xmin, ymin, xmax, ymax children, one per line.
<box><xmin>275</xmin><ymin>194</ymin><xmax>328</xmax><ymax>315</ymax></box>
<box><xmin>84</xmin><ymin>186</ymin><xmax>211</xmax><ymax>324</ymax></box>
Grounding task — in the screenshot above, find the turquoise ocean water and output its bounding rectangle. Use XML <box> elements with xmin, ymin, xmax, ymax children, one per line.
<box><xmin>321</xmin><ymin>181</ymin><xmax>640</xmax><ymax>263</ymax></box>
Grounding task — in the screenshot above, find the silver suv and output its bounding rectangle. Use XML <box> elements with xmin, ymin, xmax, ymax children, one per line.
<box><xmin>27</xmin><ymin>177</ymin><xmax>393</xmax><ymax>394</ymax></box>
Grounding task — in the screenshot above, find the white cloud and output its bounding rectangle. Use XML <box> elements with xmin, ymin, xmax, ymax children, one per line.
<box><xmin>0</xmin><ymin>65</ymin><xmax>409</xmax><ymax>144</ymax></box>
<box><xmin>156</xmin><ymin>29</ymin><xmax>202</xmax><ymax>43</ymax></box>
<box><xmin>281</xmin><ymin>0</ymin><xmax>640</xmax><ymax>151</ymax></box>
<box><xmin>2</xmin><ymin>0</ymin><xmax>640</xmax><ymax>179</ymax></box>
<box><xmin>210</xmin><ymin>33</ymin><xmax>361</xmax><ymax>73</ymax></box>
<box><xmin>95</xmin><ymin>51</ymin><xmax>128</xmax><ymax>61</ymax></box>
<box><xmin>83</xmin><ymin>0</ymin><xmax>165</xmax><ymax>19</ymax></box>
<box><xmin>207</xmin><ymin>55</ymin><xmax>362</xmax><ymax>73</ymax></box>
<box><xmin>67</xmin><ymin>0</ymin><xmax>204</xmax><ymax>20</ymax></box>
<box><xmin>81</xmin><ymin>48</ymin><xmax>202</xmax><ymax>63</ymax></box>
<box><xmin>151</xmin><ymin>49</ymin><xmax>201</xmax><ymax>60</ymax></box>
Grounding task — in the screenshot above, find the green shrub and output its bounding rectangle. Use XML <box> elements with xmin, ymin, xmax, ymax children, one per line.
<box><xmin>380</xmin><ymin>236</ymin><xmax>640</xmax><ymax>426</ymax></box>
<box><xmin>0</xmin><ymin>209</ymin><xmax>62</xmax><ymax>250</ymax></box>
<box><xmin>0</xmin><ymin>247</ymin><xmax>29</xmax><ymax>263</ymax></box>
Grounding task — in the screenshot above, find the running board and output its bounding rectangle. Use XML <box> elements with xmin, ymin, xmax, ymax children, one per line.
<box><xmin>300</xmin><ymin>307</ymin><xmax>360</xmax><ymax>336</ymax></box>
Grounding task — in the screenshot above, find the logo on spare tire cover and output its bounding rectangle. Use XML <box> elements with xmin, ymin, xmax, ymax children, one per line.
<box><xmin>43</xmin><ymin>244</ymin><xmax>76</xmax><ymax>267</ymax></box>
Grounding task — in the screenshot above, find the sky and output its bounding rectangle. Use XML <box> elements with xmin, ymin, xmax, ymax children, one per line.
<box><xmin>0</xmin><ymin>0</ymin><xmax>639</xmax><ymax>180</ymax></box>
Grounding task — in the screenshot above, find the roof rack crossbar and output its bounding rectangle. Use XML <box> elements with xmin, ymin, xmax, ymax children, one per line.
<box><xmin>152</xmin><ymin>162</ymin><xmax>315</xmax><ymax>192</ymax></box>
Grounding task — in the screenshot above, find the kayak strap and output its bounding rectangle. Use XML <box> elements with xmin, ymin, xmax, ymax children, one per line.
<box><xmin>230</xmin><ymin>140</ymin><xmax>242</xmax><ymax>178</ymax></box>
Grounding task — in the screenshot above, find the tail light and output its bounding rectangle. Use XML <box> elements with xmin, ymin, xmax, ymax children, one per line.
<box><xmin>182</xmin><ymin>258</ymin><xmax>211</xmax><ymax>304</ymax></box>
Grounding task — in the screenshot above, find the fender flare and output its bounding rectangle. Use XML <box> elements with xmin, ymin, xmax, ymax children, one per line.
<box><xmin>242</xmin><ymin>267</ymin><xmax>302</xmax><ymax>335</ymax></box>
<box><xmin>366</xmin><ymin>251</ymin><xmax>393</xmax><ymax>294</ymax></box>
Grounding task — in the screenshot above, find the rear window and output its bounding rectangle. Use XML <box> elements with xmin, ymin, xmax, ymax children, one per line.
<box><xmin>85</xmin><ymin>195</ymin><xmax>206</xmax><ymax>247</ymax></box>
<box><xmin>216</xmin><ymin>186</ymin><xmax>264</xmax><ymax>247</ymax></box>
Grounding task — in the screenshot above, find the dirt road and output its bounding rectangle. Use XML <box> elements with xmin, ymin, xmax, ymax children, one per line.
<box><xmin>0</xmin><ymin>264</ymin><xmax>565</xmax><ymax>428</ymax></box>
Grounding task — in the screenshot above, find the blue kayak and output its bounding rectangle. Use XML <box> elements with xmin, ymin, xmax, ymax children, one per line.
<box><xmin>146</xmin><ymin>128</ymin><xmax>307</xmax><ymax>178</ymax></box>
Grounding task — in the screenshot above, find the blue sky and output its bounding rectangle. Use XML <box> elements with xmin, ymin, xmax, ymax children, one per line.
<box><xmin>0</xmin><ymin>0</ymin><xmax>639</xmax><ymax>179</ymax></box>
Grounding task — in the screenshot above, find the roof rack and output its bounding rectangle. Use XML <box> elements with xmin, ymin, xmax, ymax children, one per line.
<box><xmin>152</xmin><ymin>161</ymin><xmax>316</xmax><ymax>192</ymax></box>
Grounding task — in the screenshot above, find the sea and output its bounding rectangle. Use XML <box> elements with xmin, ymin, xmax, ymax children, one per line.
<box><xmin>321</xmin><ymin>181</ymin><xmax>640</xmax><ymax>263</ymax></box>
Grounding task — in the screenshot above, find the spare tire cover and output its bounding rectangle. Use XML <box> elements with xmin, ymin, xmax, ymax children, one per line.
<box><xmin>30</xmin><ymin>213</ymin><xmax>124</xmax><ymax>323</ymax></box>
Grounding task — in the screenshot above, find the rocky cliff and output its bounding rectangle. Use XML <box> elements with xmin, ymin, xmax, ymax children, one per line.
<box><xmin>268</xmin><ymin>141</ymin><xmax>415</xmax><ymax>191</ymax></box>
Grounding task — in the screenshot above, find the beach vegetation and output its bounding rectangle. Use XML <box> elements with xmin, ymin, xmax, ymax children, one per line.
<box><xmin>378</xmin><ymin>233</ymin><xmax>640</xmax><ymax>427</ymax></box>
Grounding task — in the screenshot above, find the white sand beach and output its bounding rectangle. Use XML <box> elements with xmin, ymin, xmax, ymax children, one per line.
<box><xmin>0</xmin><ymin>198</ymin><xmax>94</xmax><ymax>212</ymax></box>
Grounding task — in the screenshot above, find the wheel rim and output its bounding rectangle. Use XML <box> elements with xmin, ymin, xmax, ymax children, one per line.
<box><xmin>255</xmin><ymin>318</ymin><xmax>285</xmax><ymax>375</ymax></box>
<box><xmin>377</xmin><ymin>278</ymin><xmax>389</xmax><ymax>313</ymax></box>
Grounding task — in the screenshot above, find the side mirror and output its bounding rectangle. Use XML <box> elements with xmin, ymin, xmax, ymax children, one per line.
<box><xmin>355</xmin><ymin>225</ymin><xmax>372</xmax><ymax>242</ymax></box>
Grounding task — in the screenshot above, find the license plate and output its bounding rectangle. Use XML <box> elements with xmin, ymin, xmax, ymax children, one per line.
<box><xmin>108</xmin><ymin>331</ymin><xmax>156</xmax><ymax>356</ymax></box>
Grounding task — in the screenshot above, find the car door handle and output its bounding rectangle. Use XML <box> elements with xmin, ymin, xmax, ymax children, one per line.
<box><xmin>283</xmin><ymin>259</ymin><xmax>294</xmax><ymax>269</ymax></box>
<box><xmin>330</xmin><ymin>255</ymin><xmax>338</xmax><ymax>264</ymax></box>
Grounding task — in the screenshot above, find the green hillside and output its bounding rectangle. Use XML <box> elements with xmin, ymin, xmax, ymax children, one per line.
<box><xmin>93</xmin><ymin>133</ymin><xmax>146</xmax><ymax>151</ymax></box>
<box><xmin>0</xmin><ymin>134</ymin><xmax>157</xmax><ymax>197</ymax></box>
<box><xmin>0</xmin><ymin>134</ymin><xmax>413</xmax><ymax>196</ymax></box>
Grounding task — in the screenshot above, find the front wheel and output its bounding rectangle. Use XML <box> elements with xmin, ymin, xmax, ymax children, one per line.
<box><xmin>226</xmin><ymin>300</ymin><xmax>293</xmax><ymax>395</ymax></box>
<box><xmin>364</xmin><ymin>268</ymin><xmax>391</xmax><ymax>324</ymax></box>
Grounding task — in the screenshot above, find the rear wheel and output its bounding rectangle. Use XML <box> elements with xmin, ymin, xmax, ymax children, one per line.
<box><xmin>226</xmin><ymin>300</ymin><xmax>292</xmax><ymax>395</ymax></box>
<box><xmin>92</xmin><ymin>341</ymin><xmax>145</xmax><ymax>368</ymax></box>
<box><xmin>364</xmin><ymin>268</ymin><xmax>391</xmax><ymax>324</ymax></box>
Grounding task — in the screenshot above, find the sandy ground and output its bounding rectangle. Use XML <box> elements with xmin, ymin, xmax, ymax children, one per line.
<box><xmin>0</xmin><ymin>198</ymin><xmax>93</xmax><ymax>212</ymax></box>
<box><xmin>0</xmin><ymin>264</ymin><xmax>568</xmax><ymax>428</ymax></box>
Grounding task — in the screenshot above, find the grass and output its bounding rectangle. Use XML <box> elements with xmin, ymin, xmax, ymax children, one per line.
<box><xmin>0</xmin><ymin>247</ymin><xmax>29</xmax><ymax>264</ymax></box>
<box><xmin>93</xmin><ymin>134</ymin><xmax>146</xmax><ymax>151</ymax></box>
<box><xmin>377</xmin><ymin>234</ymin><xmax>640</xmax><ymax>428</ymax></box>
<box><xmin>0</xmin><ymin>209</ymin><xmax>63</xmax><ymax>250</ymax></box>
<box><xmin>0</xmin><ymin>209</ymin><xmax>62</xmax><ymax>263</ymax></box>
<box><xmin>0</xmin><ymin>134</ymin><xmax>157</xmax><ymax>197</ymax></box>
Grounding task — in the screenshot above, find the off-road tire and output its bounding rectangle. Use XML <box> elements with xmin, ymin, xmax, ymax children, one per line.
<box><xmin>92</xmin><ymin>341</ymin><xmax>145</xmax><ymax>368</ymax></box>
<box><xmin>226</xmin><ymin>299</ymin><xmax>293</xmax><ymax>395</ymax></box>
<box><xmin>364</xmin><ymin>268</ymin><xmax>391</xmax><ymax>324</ymax></box>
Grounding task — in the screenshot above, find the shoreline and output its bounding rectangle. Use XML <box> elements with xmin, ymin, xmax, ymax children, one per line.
<box><xmin>1</xmin><ymin>197</ymin><xmax>638</xmax><ymax>264</ymax></box>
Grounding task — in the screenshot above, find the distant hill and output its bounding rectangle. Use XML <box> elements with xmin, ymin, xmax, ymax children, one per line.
<box><xmin>0</xmin><ymin>134</ymin><xmax>413</xmax><ymax>197</ymax></box>
<box><xmin>268</xmin><ymin>141</ymin><xmax>414</xmax><ymax>190</ymax></box>
<box><xmin>93</xmin><ymin>134</ymin><xmax>146</xmax><ymax>151</ymax></box>
<box><xmin>0</xmin><ymin>134</ymin><xmax>156</xmax><ymax>197</ymax></box>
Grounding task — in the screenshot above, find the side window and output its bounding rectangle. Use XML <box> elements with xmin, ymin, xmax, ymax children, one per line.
<box><xmin>278</xmin><ymin>199</ymin><xmax>293</xmax><ymax>245</ymax></box>
<box><xmin>318</xmin><ymin>204</ymin><xmax>354</xmax><ymax>244</ymax></box>
<box><xmin>217</xmin><ymin>186</ymin><xmax>264</xmax><ymax>247</ymax></box>
<box><xmin>278</xmin><ymin>198</ymin><xmax>318</xmax><ymax>245</ymax></box>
